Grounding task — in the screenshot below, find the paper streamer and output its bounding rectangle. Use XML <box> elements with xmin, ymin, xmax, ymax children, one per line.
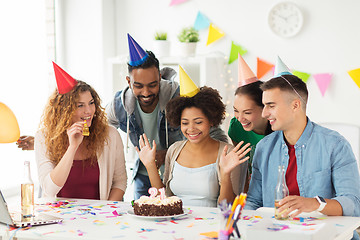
<box><xmin>313</xmin><ymin>73</ymin><xmax>332</xmax><ymax>96</ymax></box>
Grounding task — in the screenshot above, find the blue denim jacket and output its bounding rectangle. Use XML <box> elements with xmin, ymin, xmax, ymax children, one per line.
<box><xmin>245</xmin><ymin>118</ymin><xmax>360</xmax><ymax>218</ymax></box>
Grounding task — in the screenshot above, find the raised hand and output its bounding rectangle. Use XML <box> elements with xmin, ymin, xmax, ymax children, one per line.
<box><xmin>219</xmin><ymin>141</ymin><xmax>251</xmax><ymax>175</ymax></box>
<box><xmin>66</xmin><ymin>121</ymin><xmax>85</xmax><ymax>149</ymax></box>
<box><xmin>136</xmin><ymin>133</ymin><xmax>157</xmax><ymax>168</ymax></box>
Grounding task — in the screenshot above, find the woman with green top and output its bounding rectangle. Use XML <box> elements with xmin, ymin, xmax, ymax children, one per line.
<box><xmin>228</xmin><ymin>55</ymin><xmax>272</xmax><ymax>192</ymax></box>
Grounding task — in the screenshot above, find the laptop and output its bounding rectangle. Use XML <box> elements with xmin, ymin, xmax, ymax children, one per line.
<box><xmin>0</xmin><ymin>190</ymin><xmax>63</xmax><ymax>227</ymax></box>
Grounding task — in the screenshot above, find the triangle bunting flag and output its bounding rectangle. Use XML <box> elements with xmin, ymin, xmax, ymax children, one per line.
<box><xmin>292</xmin><ymin>70</ymin><xmax>311</xmax><ymax>83</ymax></box>
<box><xmin>228</xmin><ymin>41</ymin><xmax>247</xmax><ymax>64</ymax></box>
<box><xmin>194</xmin><ymin>11</ymin><xmax>210</xmax><ymax>30</ymax></box>
<box><xmin>313</xmin><ymin>73</ymin><xmax>332</xmax><ymax>97</ymax></box>
<box><xmin>206</xmin><ymin>23</ymin><xmax>225</xmax><ymax>46</ymax></box>
<box><xmin>256</xmin><ymin>58</ymin><xmax>274</xmax><ymax>79</ymax></box>
<box><xmin>170</xmin><ymin>0</ymin><xmax>188</xmax><ymax>6</ymax></box>
<box><xmin>348</xmin><ymin>68</ymin><xmax>360</xmax><ymax>89</ymax></box>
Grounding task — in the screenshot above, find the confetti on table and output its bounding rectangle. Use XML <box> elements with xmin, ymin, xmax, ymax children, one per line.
<box><xmin>187</xmin><ymin>222</ymin><xmax>194</xmax><ymax>228</ymax></box>
<box><xmin>112</xmin><ymin>210</ymin><xmax>122</xmax><ymax>216</ymax></box>
<box><xmin>200</xmin><ymin>231</ymin><xmax>218</xmax><ymax>238</ymax></box>
<box><xmin>137</xmin><ymin>228</ymin><xmax>156</xmax><ymax>233</ymax></box>
<box><xmin>119</xmin><ymin>225</ymin><xmax>130</xmax><ymax>230</ymax></box>
<box><xmin>170</xmin><ymin>220</ymin><xmax>179</xmax><ymax>224</ymax></box>
<box><xmin>93</xmin><ymin>220</ymin><xmax>105</xmax><ymax>226</ymax></box>
<box><xmin>77</xmin><ymin>229</ymin><xmax>85</xmax><ymax>236</ymax></box>
<box><xmin>267</xmin><ymin>223</ymin><xmax>290</xmax><ymax>231</ymax></box>
<box><xmin>194</xmin><ymin>217</ymin><xmax>214</xmax><ymax>220</ymax></box>
<box><xmin>156</xmin><ymin>222</ymin><xmax>167</xmax><ymax>225</ymax></box>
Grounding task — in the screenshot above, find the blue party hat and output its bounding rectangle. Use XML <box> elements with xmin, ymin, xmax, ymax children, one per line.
<box><xmin>273</xmin><ymin>56</ymin><xmax>292</xmax><ymax>77</ymax></box>
<box><xmin>127</xmin><ymin>34</ymin><xmax>149</xmax><ymax>66</ymax></box>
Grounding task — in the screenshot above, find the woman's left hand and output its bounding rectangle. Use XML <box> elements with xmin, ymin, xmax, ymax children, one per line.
<box><xmin>135</xmin><ymin>133</ymin><xmax>157</xmax><ymax>169</ymax></box>
<box><xmin>219</xmin><ymin>141</ymin><xmax>251</xmax><ymax>174</ymax></box>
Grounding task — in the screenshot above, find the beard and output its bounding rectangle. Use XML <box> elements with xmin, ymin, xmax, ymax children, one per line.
<box><xmin>136</xmin><ymin>93</ymin><xmax>159</xmax><ymax>107</ymax></box>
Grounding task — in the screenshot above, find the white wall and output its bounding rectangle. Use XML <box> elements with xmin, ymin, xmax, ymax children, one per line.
<box><xmin>0</xmin><ymin>0</ymin><xmax>48</xmax><ymax>196</ymax></box>
<box><xmin>56</xmin><ymin>0</ymin><xmax>116</xmax><ymax>104</ymax></box>
<box><xmin>60</xmin><ymin>0</ymin><xmax>360</xmax><ymax>126</ymax></box>
<box><xmin>111</xmin><ymin>0</ymin><xmax>360</xmax><ymax>126</ymax></box>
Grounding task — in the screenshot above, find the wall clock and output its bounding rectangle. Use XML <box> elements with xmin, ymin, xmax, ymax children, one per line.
<box><xmin>268</xmin><ymin>2</ymin><xmax>304</xmax><ymax>38</ymax></box>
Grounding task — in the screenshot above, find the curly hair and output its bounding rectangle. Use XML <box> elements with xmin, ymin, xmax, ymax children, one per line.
<box><xmin>39</xmin><ymin>81</ymin><xmax>109</xmax><ymax>165</ymax></box>
<box><xmin>166</xmin><ymin>86</ymin><xmax>225</xmax><ymax>127</ymax></box>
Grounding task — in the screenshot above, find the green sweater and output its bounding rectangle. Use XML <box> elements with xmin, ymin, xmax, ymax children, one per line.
<box><xmin>228</xmin><ymin>117</ymin><xmax>265</xmax><ymax>174</ymax></box>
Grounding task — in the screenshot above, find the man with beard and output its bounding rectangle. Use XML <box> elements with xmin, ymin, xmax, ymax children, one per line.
<box><xmin>106</xmin><ymin>34</ymin><xmax>228</xmax><ymax>199</ymax></box>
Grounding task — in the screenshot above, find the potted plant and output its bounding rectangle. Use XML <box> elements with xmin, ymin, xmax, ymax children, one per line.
<box><xmin>177</xmin><ymin>27</ymin><xmax>200</xmax><ymax>57</ymax></box>
<box><xmin>152</xmin><ymin>31</ymin><xmax>170</xmax><ymax>57</ymax></box>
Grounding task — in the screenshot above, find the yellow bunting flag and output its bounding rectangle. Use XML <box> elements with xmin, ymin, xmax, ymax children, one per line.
<box><xmin>257</xmin><ymin>57</ymin><xmax>274</xmax><ymax>79</ymax></box>
<box><xmin>206</xmin><ymin>23</ymin><xmax>225</xmax><ymax>46</ymax></box>
<box><xmin>228</xmin><ymin>41</ymin><xmax>248</xmax><ymax>64</ymax></box>
<box><xmin>348</xmin><ymin>68</ymin><xmax>360</xmax><ymax>89</ymax></box>
<box><xmin>179</xmin><ymin>65</ymin><xmax>200</xmax><ymax>97</ymax></box>
<box><xmin>292</xmin><ymin>70</ymin><xmax>311</xmax><ymax>83</ymax></box>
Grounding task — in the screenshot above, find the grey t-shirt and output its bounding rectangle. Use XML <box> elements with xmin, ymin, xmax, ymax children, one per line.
<box><xmin>136</xmin><ymin>101</ymin><xmax>164</xmax><ymax>176</ymax></box>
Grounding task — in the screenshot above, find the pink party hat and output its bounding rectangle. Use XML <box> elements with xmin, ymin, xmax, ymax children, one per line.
<box><xmin>52</xmin><ymin>62</ymin><xmax>78</xmax><ymax>94</ymax></box>
<box><xmin>273</xmin><ymin>56</ymin><xmax>292</xmax><ymax>77</ymax></box>
<box><xmin>238</xmin><ymin>54</ymin><xmax>258</xmax><ymax>87</ymax></box>
<box><xmin>127</xmin><ymin>33</ymin><xmax>149</xmax><ymax>66</ymax></box>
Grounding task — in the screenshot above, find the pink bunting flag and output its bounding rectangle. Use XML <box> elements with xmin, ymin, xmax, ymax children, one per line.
<box><xmin>313</xmin><ymin>73</ymin><xmax>332</xmax><ymax>97</ymax></box>
<box><xmin>170</xmin><ymin>0</ymin><xmax>188</xmax><ymax>6</ymax></box>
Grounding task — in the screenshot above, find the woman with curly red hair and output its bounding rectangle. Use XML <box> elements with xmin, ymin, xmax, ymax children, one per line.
<box><xmin>35</xmin><ymin>80</ymin><xmax>127</xmax><ymax>201</ymax></box>
<box><xmin>136</xmin><ymin>86</ymin><xmax>250</xmax><ymax>207</ymax></box>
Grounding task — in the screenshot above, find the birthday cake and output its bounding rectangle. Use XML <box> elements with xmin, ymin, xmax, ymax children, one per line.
<box><xmin>133</xmin><ymin>195</ymin><xmax>183</xmax><ymax>216</ymax></box>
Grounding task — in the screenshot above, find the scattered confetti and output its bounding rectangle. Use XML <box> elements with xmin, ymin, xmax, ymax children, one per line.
<box><xmin>137</xmin><ymin>228</ymin><xmax>156</xmax><ymax>233</ymax></box>
<box><xmin>200</xmin><ymin>231</ymin><xmax>218</xmax><ymax>238</ymax></box>
<box><xmin>187</xmin><ymin>223</ymin><xmax>194</xmax><ymax>228</ymax></box>
<box><xmin>93</xmin><ymin>220</ymin><xmax>105</xmax><ymax>226</ymax></box>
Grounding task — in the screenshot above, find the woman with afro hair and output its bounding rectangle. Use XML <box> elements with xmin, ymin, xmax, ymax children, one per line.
<box><xmin>136</xmin><ymin>86</ymin><xmax>250</xmax><ymax>207</ymax></box>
